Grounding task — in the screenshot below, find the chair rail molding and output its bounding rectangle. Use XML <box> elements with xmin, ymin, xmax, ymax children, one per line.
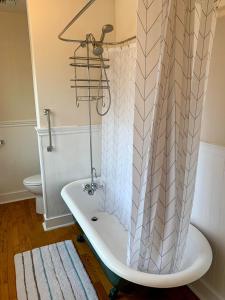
<box><xmin>36</xmin><ymin>124</ymin><xmax>101</xmax><ymax>136</ymax></box>
<box><xmin>0</xmin><ymin>119</ymin><xmax>36</xmax><ymax>128</ymax></box>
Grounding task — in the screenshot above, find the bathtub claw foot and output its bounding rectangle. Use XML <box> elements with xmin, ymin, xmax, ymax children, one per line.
<box><xmin>77</xmin><ymin>233</ymin><xmax>85</xmax><ymax>243</ymax></box>
<box><xmin>109</xmin><ymin>287</ymin><xmax>119</xmax><ymax>300</ymax></box>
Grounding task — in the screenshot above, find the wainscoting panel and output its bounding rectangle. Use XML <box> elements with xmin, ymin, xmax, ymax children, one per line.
<box><xmin>191</xmin><ymin>142</ymin><xmax>225</xmax><ymax>300</ymax></box>
<box><xmin>0</xmin><ymin>120</ymin><xmax>40</xmax><ymax>203</ymax></box>
<box><xmin>37</xmin><ymin>125</ymin><xmax>101</xmax><ymax>230</ymax></box>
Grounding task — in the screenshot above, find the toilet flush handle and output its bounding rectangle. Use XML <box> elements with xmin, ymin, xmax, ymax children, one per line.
<box><xmin>0</xmin><ymin>139</ymin><xmax>5</xmax><ymax>146</ymax></box>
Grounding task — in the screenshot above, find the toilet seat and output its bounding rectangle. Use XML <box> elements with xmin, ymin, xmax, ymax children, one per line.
<box><xmin>23</xmin><ymin>174</ymin><xmax>42</xmax><ymax>186</ymax></box>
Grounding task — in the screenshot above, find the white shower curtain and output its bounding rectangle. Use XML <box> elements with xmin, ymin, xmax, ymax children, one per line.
<box><xmin>101</xmin><ymin>0</ymin><xmax>218</xmax><ymax>274</ymax></box>
<box><xmin>101</xmin><ymin>45</ymin><xmax>136</xmax><ymax>229</ymax></box>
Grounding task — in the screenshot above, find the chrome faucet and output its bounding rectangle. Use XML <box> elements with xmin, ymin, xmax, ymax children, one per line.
<box><xmin>83</xmin><ymin>168</ymin><xmax>103</xmax><ymax>195</ymax></box>
<box><xmin>83</xmin><ymin>182</ymin><xmax>99</xmax><ymax>196</ymax></box>
<box><xmin>83</xmin><ymin>181</ymin><xmax>104</xmax><ymax>196</ymax></box>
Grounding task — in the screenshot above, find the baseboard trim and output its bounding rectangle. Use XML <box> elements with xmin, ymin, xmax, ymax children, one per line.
<box><xmin>189</xmin><ymin>279</ymin><xmax>224</xmax><ymax>300</ymax></box>
<box><xmin>43</xmin><ymin>213</ymin><xmax>74</xmax><ymax>231</ymax></box>
<box><xmin>0</xmin><ymin>190</ymin><xmax>34</xmax><ymax>204</ymax></box>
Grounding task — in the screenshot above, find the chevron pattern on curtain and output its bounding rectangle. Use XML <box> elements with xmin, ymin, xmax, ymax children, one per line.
<box><xmin>129</xmin><ymin>0</ymin><xmax>219</xmax><ymax>274</ymax></box>
<box><xmin>101</xmin><ymin>45</ymin><xmax>136</xmax><ymax>229</ymax></box>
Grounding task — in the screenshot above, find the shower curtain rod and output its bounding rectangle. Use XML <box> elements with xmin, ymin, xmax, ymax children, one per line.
<box><xmin>58</xmin><ymin>0</ymin><xmax>136</xmax><ymax>45</ymax></box>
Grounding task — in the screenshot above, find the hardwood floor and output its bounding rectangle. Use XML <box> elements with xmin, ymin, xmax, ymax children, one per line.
<box><xmin>0</xmin><ymin>199</ymin><xmax>199</xmax><ymax>300</ymax></box>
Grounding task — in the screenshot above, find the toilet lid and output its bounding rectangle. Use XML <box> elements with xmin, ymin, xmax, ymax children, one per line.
<box><xmin>24</xmin><ymin>174</ymin><xmax>42</xmax><ymax>186</ymax></box>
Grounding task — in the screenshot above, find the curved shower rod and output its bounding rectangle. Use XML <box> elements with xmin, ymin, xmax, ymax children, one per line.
<box><xmin>58</xmin><ymin>0</ymin><xmax>136</xmax><ymax>45</ymax></box>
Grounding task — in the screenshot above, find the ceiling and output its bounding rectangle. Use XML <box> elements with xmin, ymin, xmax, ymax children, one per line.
<box><xmin>0</xmin><ymin>0</ymin><xmax>26</xmax><ymax>13</ymax></box>
<box><xmin>0</xmin><ymin>0</ymin><xmax>224</xmax><ymax>16</ymax></box>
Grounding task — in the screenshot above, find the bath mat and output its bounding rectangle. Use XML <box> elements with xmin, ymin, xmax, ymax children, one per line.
<box><xmin>14</xmin><ymin>240</ymin><xmax>98</xmax><ymax>300</ymax></box>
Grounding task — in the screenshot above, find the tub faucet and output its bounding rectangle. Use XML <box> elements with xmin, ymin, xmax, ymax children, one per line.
<box><xmin>83</xmin><ymin>182</ymin><xmax>99</xmax><ymax>196</ymax></box>
<box><xmin>83</xmin><ymin>169</ymin><xmax>103</xmax><ymax>195</ymax></box>
<box><xmin>83</xmin><ymin>181</ymin><xmax>104</xmax><ymax>195</ymax></box>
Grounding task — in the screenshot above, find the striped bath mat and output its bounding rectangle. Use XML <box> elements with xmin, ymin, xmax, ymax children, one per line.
<box><xmin>14</xmin><ymin>240</ymin><xmax>98</xmax><ymax>300</ymax></box>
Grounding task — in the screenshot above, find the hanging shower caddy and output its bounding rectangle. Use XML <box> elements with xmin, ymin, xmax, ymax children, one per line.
<box><xmin>70</xmin><ymin>35</ymin><xmax>111</xmax><ymax>116</ymax></box>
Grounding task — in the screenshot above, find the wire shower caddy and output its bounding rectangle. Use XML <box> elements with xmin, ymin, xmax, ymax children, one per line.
<box><xmin>70</xmin><ymin>35</ymin><xmax>111</xmax><ymax>116</ymax></box>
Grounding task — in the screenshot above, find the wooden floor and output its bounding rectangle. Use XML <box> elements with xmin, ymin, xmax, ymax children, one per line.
<box><xmin>0</xmin><ymin>199</ymin><xmax>199</xmax><ymax>300</ymax></box>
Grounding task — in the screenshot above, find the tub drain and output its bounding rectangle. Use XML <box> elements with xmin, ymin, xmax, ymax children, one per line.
<box><xmin>91</xmin><ymin>216</ymin><xmax>98</xmax><ymax>221</ymax></box>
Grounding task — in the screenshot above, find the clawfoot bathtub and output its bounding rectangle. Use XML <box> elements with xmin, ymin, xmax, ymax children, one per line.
<box><xmin>61</xmin><ymin>179</ymin><xmax>212</xmax><ymax>298</ymax></box>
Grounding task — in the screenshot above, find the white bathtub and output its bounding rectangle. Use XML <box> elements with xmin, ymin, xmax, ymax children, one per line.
<box><xmin>61</xmin><ymin>178</ymin><xmax>212</xmax><ymax>288</ymax></box>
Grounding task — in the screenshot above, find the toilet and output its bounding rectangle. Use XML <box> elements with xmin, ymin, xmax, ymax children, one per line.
<box><xmin>23</xmin><ymin>174</ymin><xmax>44</xmax><ymax>214</ymax></box>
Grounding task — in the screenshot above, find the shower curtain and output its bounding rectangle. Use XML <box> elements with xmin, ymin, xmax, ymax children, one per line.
<box><xmin>102</xmin><ymin>0</ymin><xmax>218</xmax><ymax>274</ymax></box>
<box><xmin>101</xmin><ymin>45</ymin><xmax>136</xmax><ymax>229</ymax></box>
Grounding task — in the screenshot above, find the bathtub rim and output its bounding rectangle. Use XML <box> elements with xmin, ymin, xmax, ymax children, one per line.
<box><xmin>61</xmin><ymin>179</ymin><xmax>213</xmax><ymax>288</ymax></box>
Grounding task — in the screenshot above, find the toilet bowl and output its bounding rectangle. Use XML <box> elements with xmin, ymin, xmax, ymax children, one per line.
<box><xmin>23</xmin><ymin>174</ymin><xmax>44</xmax><ymax>214</ymax></box>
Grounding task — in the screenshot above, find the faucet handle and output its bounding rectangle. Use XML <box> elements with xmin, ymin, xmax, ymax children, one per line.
<box><xmin>83</xmin><ymin>183</ymin><xmax>90</xmax><ymax>192</ymax></box>
<box><xmin>92</xmin><ymin>167</ymin><xmax>97</xmax><ymax>178</ymax></box>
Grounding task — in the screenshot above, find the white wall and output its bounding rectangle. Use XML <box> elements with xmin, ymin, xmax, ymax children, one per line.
<box><xmin>191</xmin><ymin>143</ymin><xmax>225</xmax><ymax>300</ymax></box>
<box><xmin>0</xmin><ymin>121</ymin><xmax>40</xmax><ymax>203</ymax></box>
<box><xmin>37</xmin><ymin>125</ymin><xmax>101</xmax><ymax>229</ymax></box>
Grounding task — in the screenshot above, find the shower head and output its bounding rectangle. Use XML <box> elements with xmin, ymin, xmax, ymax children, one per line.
<box><xmin>91</xmin><ymin>24</ymin><xmax>113</xmax><ymax>56</ymax></box>
<box><xmin>102</xmin><ymin>24</ymin><xmax>114</xmax><ymax>34</ymax></box>
<box><xmin>92</xmin><ymin>25</ymin><xmax>113</xmax><ymax>56</ymax></box>
<box><xmin>93</xmin><ymin>45</ymin><xmax>104</xmax><ymax>56</ymax></box>
<box><xmin>100</xmin><ymin>24</ymin><xmax>114</xmax><ymax>42</ymax></box>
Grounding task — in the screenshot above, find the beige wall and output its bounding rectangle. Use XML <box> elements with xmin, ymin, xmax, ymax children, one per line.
<box><xmin>27</xmin><ymin>0</ymin><xmax>115</xmax><ymax>128</ymax></box>
<box><xmin>115</xmin><ymin>0</ymin><xmax>137</xmax><ymax>42</ymax></box>
<box><xmin>0</xmin><ymin>11</ymin><xmax>35</xmax><ymax>121</ymax></box>
<box><xmin>201</xmin><ymin>16</ymin><xmax>225</xmax><ymax>146</ymax></box>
